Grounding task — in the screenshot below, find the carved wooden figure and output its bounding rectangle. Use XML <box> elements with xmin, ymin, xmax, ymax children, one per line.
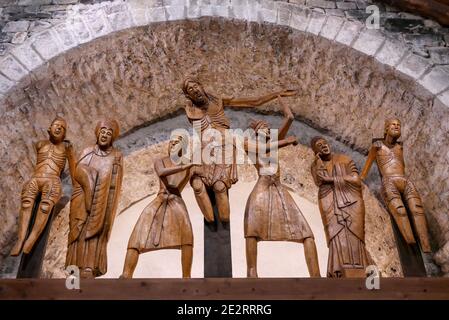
<box><xmin>361</xmin><ymin>118</ymin><xmax>431</xmax><ymax>253</ymax></box>
<box><xmin>243</xmin><ymin>97</ymin><xmax>321</xmax><ymax>278</ymax></box>
<box><xmin>121</xmin><ymin>134</ymin><xmax>194</xmax><ymax>278</ymax></box>
<box><xmin>182</xmin><ymin>77</ymin><xmax>296</xmax><ymax>223</ymax></box>
<box><xmin>311</xmin><ymin>137</ymin><xmax>371</xmax><ymax>278</ymax></box>
<box><xmin>11</xmin><ymin>117</ymin><xmax>75</xmax><ymax>256</ymax></box>
<box><xmin>65</xmin><ymin>119</ymin><xmax>123</xmax><ymax>279</ymax></box>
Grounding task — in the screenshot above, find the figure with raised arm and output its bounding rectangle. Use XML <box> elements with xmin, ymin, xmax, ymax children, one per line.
<box><xmin>243</xmin><ymin>97</ymin><xmax>320</xmax><ymax>278</ymax></box>
<box><xmin>181</xmin><ymin>77</ymin><xmax>296</xmax><ymax>223</ymax></box>
<box><xmin>121</xmin><ymin>134</ymin><xmax>194</xmax><ymax>278</ymax></box>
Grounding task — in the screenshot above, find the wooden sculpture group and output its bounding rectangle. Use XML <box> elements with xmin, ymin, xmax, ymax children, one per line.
<box><xmin>11</xmin><ymin>78</ymin><xmax>431</xmax><ymax>279</ymax></box>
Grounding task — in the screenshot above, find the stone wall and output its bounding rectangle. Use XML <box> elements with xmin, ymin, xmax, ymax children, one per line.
<box><xmin>0</xmin><ymin>0</ymin><xmax>449</xmax><ymax>275</ymax></box>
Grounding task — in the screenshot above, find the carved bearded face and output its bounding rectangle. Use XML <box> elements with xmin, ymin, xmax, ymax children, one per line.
<box><xmin>185</xmin><ymin>81</ymin><xmax>207</xmax><ymax>105</ymax></box>
<box><xmin>314</xmin><ymin>138</ymin><xmax>331</xmax><ymax>156</ymax></box>
<box><xmin>48</xmin><ymin>120</ymin><xmax>66</xmax><ymax>143</ymax></box>
<box><xmin>97</xmin><ymin>127</ymin><xmax>114</xmax><ymax>148</ymax></box>
<box><xmin>385</xmin><ymin>119</ymin><xmax>401</xmax><ymax>139</ymax></box>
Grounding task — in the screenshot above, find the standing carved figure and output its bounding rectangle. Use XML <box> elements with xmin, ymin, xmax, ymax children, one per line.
<box><xmin>66</xmin><ymin>119</ymin><xmax>123</xmax><ymax>278</ymax></box>
<box><xmin>121</xmin><ymin>134</ymin><xmax>194</xmax><ymax>278</ymax></box>
<box><xmin>182</xmin><ymin>77</ymin><xmax>295</xmax><ymax>223</ymax></box>
<box><xmin>243</xmin><ymin>97</ymin><xmax>320</xmax><ymax>278</ymax></box>
<box><xmin>11</xmin><ymin>117</ymin><xmax>75</xmax><ymax>256</ymax></box>
<box><xmin>311</xmin><ymin>137</ymin><xmax>371</xmax><ymax>277</ymax></box>
<box><xmin>361</xmin><ymin>118</ymin><xmax>431</xmax><ymax>253</ymax></box>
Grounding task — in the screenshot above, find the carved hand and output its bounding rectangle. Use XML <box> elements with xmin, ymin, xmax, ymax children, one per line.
<box><xmin>286</xmin><ymin>136</ymin><xmax>298</xmax><ymax>146</ymax></box>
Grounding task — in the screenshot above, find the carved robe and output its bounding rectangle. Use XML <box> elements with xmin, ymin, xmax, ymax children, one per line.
<box><xmin>127</xmin><ymin>157</ymin><xmax>193</xmax><ymax>252</ymax></box>
<box><xmin>245</xmin><ymin>162</ymin><xmax>314</xmax><ymax>242</ymax></box>
<box><xmin>66</xmin><ymin>145</ymin><xmax>123</xmax><ymax>277</ymax></box>
<box><xmin>311</xmin><ymin>154</ymin><xmax>370</xmax><ymax>278</ymax></box>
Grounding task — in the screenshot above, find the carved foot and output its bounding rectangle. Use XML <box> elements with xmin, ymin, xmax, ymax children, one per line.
<box><xmin>247</xmin><ymin>268</ymin><xmax>258</xmax><ymax>278</ymax></box>
<box><xmin>21</xmin><ymin>239</ymin><xmax>34</xmax><ymax>255</ymax></box>
<box><xmin>10</xmin><ymin>241</ymin><xmax>24</xmax><ymax>256</ymax></box>
<box><xmin>81</xmin><ymin>268</ymin><xmax>95</xmax><ymax>279</ymax></box>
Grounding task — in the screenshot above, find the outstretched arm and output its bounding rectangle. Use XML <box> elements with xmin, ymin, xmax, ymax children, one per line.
<box><xmin>360</xmin><ymin>145</ymin><xmax>377</xmax><ymax>181</ymax></box>
<box><xmin>223</xmin><ymin>89</ymin><xmax>296</xmax><ymax>108</ymax></box>
<box><xmin>154</xmin><ymin>159</ymin><xmax>194</xmax><ymax>178</ymax></box>
<box><xmin>244</xmin><ymin>136</ymin><xmax>298</xmax><ymax>153</ymax></box>
<box><xmin>277</xmin><ymin>96</ymin><xmax>294</xmax><ymax>140</ymax></box>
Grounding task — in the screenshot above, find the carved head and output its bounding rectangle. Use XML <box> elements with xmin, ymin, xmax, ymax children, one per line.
<box><xmin>48</xmin><ymin>117</ymin><xmax>67</xmax><ymax>143</ymax></box>
<box><xmin>95</xmin><ymin>119</ymin><xmax>120</xmax><ymax>149</ymax></box>
<box><xmin>384</xmin><ymin>118</ymin><xmax>401</xmax><ymax>139</ymax></box>
<box><xmin>182</xmin><ymin>77</ymin><xmax>208</xmax><ymax>105</ymax></box>
<box><xmin>311</xmin><ymin>136</ymin><xmax>331</xmax><ymax>157</ymax></box>
<box><xmin>249</xmin><ymin>119</ymin><xmax>270</xmax><ymax>139</ymax></box>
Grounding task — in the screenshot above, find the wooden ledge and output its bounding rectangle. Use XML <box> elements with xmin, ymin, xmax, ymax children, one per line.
<box><xmin>1</xmin><ymin>278</ymin><xmax>448</xmax><ymax>300</ymax></box>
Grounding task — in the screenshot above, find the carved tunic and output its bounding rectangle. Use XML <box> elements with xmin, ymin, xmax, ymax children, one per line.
<box><xmin>185</xmin><ymin>97</ymin><xmax>237</xmax><ymax>188</ymax></box>
<box><xmin>244</xmin><ymin>161</ymin><xmax>314</xmax><ymax>242</ymax></box>
<box><xmin>311</xmin><ymin>154</ymin><xmax>370</xmax><ymax>277</ymax></box>
<box><xmin>127</xmin><ymin>158</ymin><xmax>193</xmax><ymax>252</ymax></box>
<box><xmin>66</xmin><ymin>145</ymin><xmax>123</xmax><ymax>277</ymax></box>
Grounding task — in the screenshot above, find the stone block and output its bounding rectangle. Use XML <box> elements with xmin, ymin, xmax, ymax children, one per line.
<box><xmin>65</xmin><ymin>15</ymin><xmax>92</xmax><ymax>44</ymax></box>
<box><xmin>396</xmin><ymin>53</ymin><xmax>432</xmax><ymax>80</ymax></box>
<box><xmin>11</xmin><ymin>43</ymin><xmax>43</xmax><ymax>70</ymax></box>
<box><xmin>336</xmin><ymin>2</ymin><xmax>357</xmax><ymax>10</ymax></box>
<box><xmin>53</xmin><ymin>23</ymin><xmax>78</xmax><ymax>49</ymax></box>
<box><xmin>165</xmin><ymin>6</ymin><xmax>187</xmax><ymax>21</ymax></box>
<box><xmin>52</xmin><ymin>0</ymin><xmax>81</xmax><ymax>4</ymax></box>
<box><xmin>147</xmin><ymin>7</ymin><xmax>167</xmax><ymax>22</ymax></box>
<box><xmin>2</xmin><ymin>21</ymin><xmax>30</xmax><ymax>33</ymax></box>
<box><xmin>320</xmin><ymin>15</ymin><xmax>344</xmax><ymax>40</ymax></box>
<box><xmin>31</xmin><ymin>29</ymin><xmax>63</xmax><ymax>60</ymax></box>
<box><xmin>259</xmin><ymin>8</ymin><xmax>276</xmax><ymax>24</ymax></box>
<box><xmin>306</xmin><ymin>11</ymin><xmax>326</xmax><ymax>35</ymax></box>
<box><xmin>18</xmin><ymin>0</ymin><xmax>51</xmax><ymax>5</ymax></box>
<box><xmin>418</xmin><ymin>66</ymin><xmax>449</xmax><ymax>95</ymax></box>
<box><xmin>289</xmin><ymin>8</ymin><xmax>310</xmax><ymax>32</ymax></box>
<box><xmin>107</xmin><ymin>11</ymin><xmax>134</xmax><ymax>31</ymax></box>
<box><xmin>375</xmin><ymin>39</ymin><xmax>408</xmax><ymax>67</ymax></box>
<box><xmin>335</xmin><ymin>20</ymin><xmax>362</xmax><ymax>46</ymax></box>
<box><xmin>187</xmin><ymin>3</ymin><xmax>201</xmax><ymax>19</ymax></box>
<box><xmin>276</xmin><ymin>3</ymin><xmax>291</xmax><ymax>26</ymax></box>
<box><xmin>11</xmin><ymin>31</ymin><xmax>27</xmax><ymax>44</ymax></box>
<box><xmin>352</xmin><ymin>29</ymin><xmax>385</xmax><ymax>56</ymax></box>
<box><xmin>0</xmin><ymin>73</ymin><xmax>15</xmax><ymax>94</ymax></box>
<box><xmin>130</xmin><ymin>8</ymin><xmax>149</xmax><ymax>26</ymax></box>
<box><xmin>84</xmin><ymin>8</ymin><xmax>113</xmax><ymax>38</ymax></box>
<box><xmin>0</xmin><ymin>55</ymin><xmax>27</xmax><ymax>81</ymax></box>
<box><xmin>306</xmin><ymin>0</ymin><xmax>336</xmax><ymax>9</ymax></box>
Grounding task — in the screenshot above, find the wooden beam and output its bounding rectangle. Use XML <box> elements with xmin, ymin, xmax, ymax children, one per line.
<box><xmin>1</xmin><ymin>278</ymin><xmax>449</xmax><ymax>300</ymax></box>
<box><xmin>380</xmin><ymin>0</ymin><xmax>449</xmax><ymax>26</ymax></box>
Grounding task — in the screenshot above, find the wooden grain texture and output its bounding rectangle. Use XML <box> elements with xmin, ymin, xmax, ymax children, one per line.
<box><xmin>0</xmin><ymin>278</ymin><xmax>449</xmax><ymax>300</ymax></box>
<box><xmin>380</xmin><ymin>0</ymin><xmax>449</xmax><ymax>26</ymax></box>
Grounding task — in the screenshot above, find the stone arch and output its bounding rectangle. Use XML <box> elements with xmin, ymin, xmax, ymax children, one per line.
<box><xmin>0</xmin><ymin>0</ymin><xmax>448</xmax><ymax>274</ymax></box>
